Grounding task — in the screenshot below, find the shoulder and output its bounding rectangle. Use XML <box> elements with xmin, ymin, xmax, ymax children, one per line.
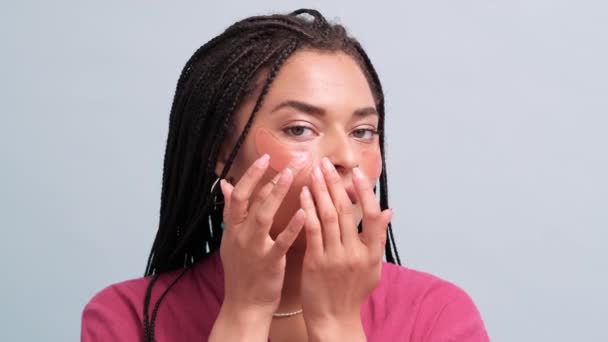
<box><xmin>379</xmin><ymin>262</ymin><xmax>478</xmax><ymax>308</ymax></box>
<box><xmin>365</xmin><ymin>262</ymin><xmax>489</xmax><ymax>341</ymax></box>
<box><xmin>81</xmin><ymin>274</ymin><xmax>152</xmax><ymax>341</ymax></box>
<box><xmin>81</xmin><ymin>252</ymin><xmax>223</xmax><ymax>341</ymax></box>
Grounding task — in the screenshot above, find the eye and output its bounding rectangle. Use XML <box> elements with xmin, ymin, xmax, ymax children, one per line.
<box><xmin>352</xmin><ymin>128</ymin><xmax>378</xmax><ymax>141</ymax></box>
<box><xmin>283</xmin><ymin>125</ymin><xmax>315</xmax><ymax>138</ymax></box>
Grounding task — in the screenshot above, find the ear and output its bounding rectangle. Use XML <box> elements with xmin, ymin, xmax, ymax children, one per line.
<box><xmin>214</xmin><ymin>142</ymin><xmax>230</xmax><ymax>177</ymax></box>
<box><xmin>215</xmin><ymin>147</ymin><xmax>228</xmax><ymax>177</ymax></box>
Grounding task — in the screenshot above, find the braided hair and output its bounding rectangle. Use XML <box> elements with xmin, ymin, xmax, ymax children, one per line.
<box><xmin>142</xmin><ymin>8</ymin><xmax>401</xmax><ymax>341</ymax></box>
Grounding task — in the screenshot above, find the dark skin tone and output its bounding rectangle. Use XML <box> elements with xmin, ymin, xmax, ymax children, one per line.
<box><xmin>210</xmin><ymin>50</ymin><xmax>392</xmax><ymax>342</ymax></box>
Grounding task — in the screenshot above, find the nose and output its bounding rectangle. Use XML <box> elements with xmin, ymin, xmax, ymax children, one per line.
<box><xmin>324</xmin><ymin>132</ymin><xmax>358</xmax><ymax>176</ymax></box>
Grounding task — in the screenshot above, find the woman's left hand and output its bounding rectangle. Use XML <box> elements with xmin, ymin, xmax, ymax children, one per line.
<box><xmin>300</xmin><ymin>158</ymin><xmax>393</xmax><ymax>341</ymax></box>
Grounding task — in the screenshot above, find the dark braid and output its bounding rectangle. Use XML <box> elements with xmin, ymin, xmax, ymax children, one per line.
<box><xmin>351</xmin><ymin>40</ymin><xmax>401</xmax><ymax>264</ymax></box>
<box><xmin>142</xmin><ymin>8</ymin><xmax>401</xmax><ymax>341</ymax></box>
<box><xmin>171</xmin><ymin>39</ymin><xmax>299</xmax><ymax>262</ymax></box>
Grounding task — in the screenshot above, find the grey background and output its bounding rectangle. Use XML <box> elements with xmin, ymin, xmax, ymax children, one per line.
<box><xmin>1</xmin><ymin>1</ymin><xmax>606</xmax><ymax>341</ymax></box>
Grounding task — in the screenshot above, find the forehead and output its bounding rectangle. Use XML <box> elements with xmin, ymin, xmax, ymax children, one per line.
<box><xmin>255</xmin><ymin>49</ymin><xmax>377</xmax><ymax>113</ymax></box>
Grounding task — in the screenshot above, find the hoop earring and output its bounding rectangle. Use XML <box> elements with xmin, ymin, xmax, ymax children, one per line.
<box><xmin>209</xmin><ymin>177</ymin><xmax>226</xmax><ymax>233</ymax></box>
<box><xmin>210</xmin><ymin>177</ymin><xmax>220</xmax><ymax>194</ymax></box>
<box><xmin>210</xmin><ymin>176</ymin><xmax>224</xmax><ymax>206</ymax></box>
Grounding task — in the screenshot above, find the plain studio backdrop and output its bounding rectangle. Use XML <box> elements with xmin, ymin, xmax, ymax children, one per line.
<box><xmin>1</xmin><ymin>1</ymin><xmax>606</xmax><ymax>341</ymax></box>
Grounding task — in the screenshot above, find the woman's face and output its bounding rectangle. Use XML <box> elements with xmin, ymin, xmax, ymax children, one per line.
<box><xmin>216</xmin><ymin>49</ymin><xmax>382</xmax><ymax>251</ymax></box>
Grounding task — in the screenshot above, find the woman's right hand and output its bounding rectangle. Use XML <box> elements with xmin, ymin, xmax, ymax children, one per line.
<box><xmin>217</xmin><ymin>154</ymin><xmax>305</xmax><ymax>317</ymax></box>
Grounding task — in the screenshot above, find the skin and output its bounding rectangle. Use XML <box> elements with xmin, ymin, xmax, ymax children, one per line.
<box><xmin>210</xmin><ymin>49</ymin><xmax>391</xmax><ymax>342</ymax></box>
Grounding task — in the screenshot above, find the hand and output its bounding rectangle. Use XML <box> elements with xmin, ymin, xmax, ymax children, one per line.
<box><xmin>300</xmin><ymin>158</ymin><xmax>392</xmax><ymax>339</ymax></box>
<box><xmin>218</xmin><ymin>154</ymin><xmax>305</xmax><ymax>317</ymax></box>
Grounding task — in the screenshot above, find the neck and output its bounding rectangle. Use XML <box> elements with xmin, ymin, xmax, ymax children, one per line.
<box><xmin>277</xmin><ymin>249</ymin><xmax>305</xmax><ymax>313</ymax></box>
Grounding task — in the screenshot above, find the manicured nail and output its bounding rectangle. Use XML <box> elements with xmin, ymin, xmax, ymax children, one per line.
<box><xmin>353</xmin><ymin>167</ymin><xmax>364</xmax><ymax>180</ymax></box>
<box><xmin>313</xmin><ymin>165</ymin><xmax>323</xmax><ymax>180</ymax></box>
<box><xmin>301</xmin><ymin>186</ymin><xmax>310</xmax><ymax>200</ymax></box>
<box><xmin>321</xmin><ymin>158</ymin><xmax>334</xmax><ymax>172</ymax></box>
<box><xmin>256</xmin><ymin>154</ymin><xmax>270</xmax><ymax>167</ymax></box>
<box><xmin>219</xmin><ymin>179</ymin><xmax>227</xmax><ymax>194</ymax></box>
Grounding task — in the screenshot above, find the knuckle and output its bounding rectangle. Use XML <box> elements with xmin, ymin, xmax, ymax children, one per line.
<box><xmin>364</xmin><ymin>209</ymin><xmax>379</xmax><ymax>219</ymax></box>
<box><xmin>345</xmin><ymin>260</ymin><xmax>358</xmax><ymax>272</ymax></box>
<box><xmin>308</xmin><ymin>223</ymin><xmax>320</xmax><ymax>233</ymax></box>
<box><xmin>249</xmin><ymin>162</ymin><xmax>265</xmax><ymax>174</ymax></box>
<box><xmin>328</xmin><ymin>173</ymin><xmax>342</xmax><ymax>185</ymax></box>
<box><xmin>234</xmin><ymin>212</ymin><xmax>248</xmax><ymax>223</ymax></box>
<box><xmin>273</xmin><ymin>238</ymin><xmax>287</xmax><ymax>253</ymax></box>
<box><xmin>255</xmin><ymin>212</ymin><xmax>273</xmax><ymax>226</ymax></box>
<box><xmin>254</xmin><ymin>188</ymin><xmax>270</xmax><ymax>203</ymax></box>
<box><xmin>336</xmin><ymin>203</ymin><xmax>353</xmax><ymax>215</ymax></box>
<box><xmin>307</xmin><ymin>224</ymin><xmax>321</xmax><ymax>237</ymax></box>
<box><xmin>231</xmin><ymin>189</ymin><xmax>247</xmax><ymax>203</ymax></box>
<box><xmin>319</xmin><ymin>209</ymin><xmax>338</xmax><ymax>223</ymax></box>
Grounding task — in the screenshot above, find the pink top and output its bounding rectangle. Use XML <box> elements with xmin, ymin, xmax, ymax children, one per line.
<box><xmin>81</xmin><ymin>251</ymin><xmax>489</xmax><ymax>341</ymax></box>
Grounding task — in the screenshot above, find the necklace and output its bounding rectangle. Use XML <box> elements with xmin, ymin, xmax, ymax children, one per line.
<box><xmin>272</xmin><ymin>308</ymin><xmax>303</xmax><ymax>318</ymax></box>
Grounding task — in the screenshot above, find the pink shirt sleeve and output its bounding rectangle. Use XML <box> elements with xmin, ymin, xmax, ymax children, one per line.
<box><xmin>81</xmin><ymin>284</ymin><xmax>144</xmax><ymax>342</ymax></box>
<box><xmin>417</xmin><ymin>283</ymin><xmax>489</xmax><ymax>341</ymax></box>
<box><xmin>81</xmin><ymin>257</ymin><xmax>223</xmax><ymax>342</ymax></box>
<box><xmin>364</xmin><ymin>263</ymin><xmax>489</xmax><ymax>341</ymax></box>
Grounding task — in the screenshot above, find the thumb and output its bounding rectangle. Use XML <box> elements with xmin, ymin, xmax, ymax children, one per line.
<box><xmin>220</xmin><ymin>179</ymin><xmax>233</xmax><ymax>216</ymax></box>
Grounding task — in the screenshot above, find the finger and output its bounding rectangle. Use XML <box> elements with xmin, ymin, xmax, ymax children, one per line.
<box><xmin>300</xmin><ymin>186</ymin><xmax>323</xmax><ymax>257</ymax></box>
<box><xmin>321</xmin><ymin>158</ymin><xmax>356</xmax><ymax>248</ymax></box>
<box><xmin>248</xmin><ymin>171</ymin><xmax>280</xmax><ymax>214</ymax></box>
<box><xmin>352</xmin><ymin>167</ymin><xmax>385</xmax><ymax>248</ymax></box>
<box><xmin>252</xmin><ymin>168</ymin><xmax>294</xmax><ymax>237</ymax></box>
<box><xmin>366</xmin><ymin>209</ymin><xmax>393</xmax><ymax>259</ymax></box>
<box><xmin>219</xmin><ymin>179</ymin><xmax>233</xmax><ymax>218</ymax></box>
<box><xmin>310</xmin><ymin>165</ymin><xmax>341</xmax><ymax>250</ymax></box>
<box><xmin>228</xmin><ymin>154</ymin><xmax>270</xmax><ymax>223</ymax></box>
<box><xmin>268</xmin><ymin>208</ymin><xmax>305</xmax><ymax>261</ymax></box>
<box><xmin>377</xmin><ymin>210</ymin><xmax>393</xmax><ymax>255</ymax></box>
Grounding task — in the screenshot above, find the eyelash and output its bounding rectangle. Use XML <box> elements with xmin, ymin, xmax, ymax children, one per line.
<box><xmin>352</xmin><ymin>128</ymin><xmax>379</xmax><ymax>140</ymax></box>
<box><xmin>283</xmin><ymin>125</ymin><xmax>314</xmax><ymax>138</ymax></box>
<box><xmin>282</xmin><ymin>125</ymin><xmax>379</xmax><ymax>141</ymax></box>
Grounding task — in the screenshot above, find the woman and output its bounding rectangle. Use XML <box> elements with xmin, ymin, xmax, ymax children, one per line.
<box><xmin>81</xmin><ymin>9</ymin><xmax>489</xmax><ymax>341</ymax></box>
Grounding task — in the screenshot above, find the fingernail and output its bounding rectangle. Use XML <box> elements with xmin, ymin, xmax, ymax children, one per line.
<box><xmin>321</xmin><ymin>158</ymin><xmax>334</xmax><ymax>172</ymax></box>
<box><xmin>353</xmin><ymin>167</ymin><xmax>364</xmax><ymax>180</ymax></box>
<box><xmin>313</xmin><ymin>165</ymin><xmax>323</xmax><ymax>179</ymax></box>
<box><xmin>278</xmin><ymin>168</ymin><xmax>293</xmax><ymax>185</ymax></box>
<box><xmin>301</xmin><ymin>186</ymin><xmax>310</xmax><ymax>200</ymax></box>
<box><xmin>256</xmin><ymin>154</ymin><xmax>270</xmax><ymax>167</ymax></box>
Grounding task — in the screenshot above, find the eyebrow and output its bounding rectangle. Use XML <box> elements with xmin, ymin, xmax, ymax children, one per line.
<box><xmin>271</xmin><ymin>100</ymin><xmax>378</xmax><ymax>118</ymax></box>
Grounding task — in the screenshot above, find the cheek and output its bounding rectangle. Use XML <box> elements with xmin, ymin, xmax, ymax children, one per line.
<box><xmin>254</xmin><ymin>128</ymin><xmax>314</xmax><ymax>174</ymax></box>
<box><xmin>360</xmin><ymin>146</ymin><xmax>382</xmax><ymax>181</ymax></box>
